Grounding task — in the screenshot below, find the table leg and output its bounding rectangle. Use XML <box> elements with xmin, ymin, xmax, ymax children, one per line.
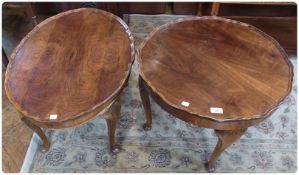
<box><xmin>105</xmin><ymin>98</ymin><xmax>121</xmax><ymax>154</ymax></box>
<box><xmin>206</xmin><ymin>128</ymin><xmax>247</xmax><ymax>172</ymax></box>
<box><xmin>21</xmin><ymin>117</ymin><xmax>50</xmax><ymax>153</ymax></box>
<box><xmin>2</xmin><ymin>48</ymin><xmax>9</xmax><ymax>68</ymax></box>
<box><xmin>24</xmin><ymin>3</ymin><xmax>38</xmax><ymax>26</ymax></box>
<box><xmin>138</xmin><ymin>76</ymin><xmax>152</xmax><ymax>131</ymax></box>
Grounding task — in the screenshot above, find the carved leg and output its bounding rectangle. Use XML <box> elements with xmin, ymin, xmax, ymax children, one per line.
<box><xmin>2</xmin><ymin>48</ymin><xmax>9</xmax><ymax>67</ymax></box>
<box><xmin>206</xmin><ymin>128</ymin><xmax>247</xmax><ymax>172</ymax></box>
<box><xmin>105</xmin><ymin>98</ymin><xmax>121</xmax><ymax>154</ymax></box>
<box><xmin>24</xmin><ymin>3</ymin><xmax>38</xmax><ymax>26</ymax></box>
<box><xmin>138</xmin><ymin>76</ymin><xmax>152</xmax><ymax>131</ymax></box>
<box><xmin>21</xmin><ymin>117</ymin><xmax>50</xmax><ymax>153</ymax></box>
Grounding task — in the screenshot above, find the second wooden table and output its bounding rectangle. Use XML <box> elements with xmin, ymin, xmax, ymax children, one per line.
<box><xmin>138</xmin><ymin>17</ymin><xmax>293</xmax><ymax>172</ymax></box>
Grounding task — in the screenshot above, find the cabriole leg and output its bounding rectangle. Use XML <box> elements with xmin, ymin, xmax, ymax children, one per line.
<box><xmin>105</xmin><ymin>98</ymin><xmax>121</xmax><ymax>154</ymax></box>
<box><xmin>206</xmin><ymin>128</ymin><xmax>247</xmax><ymax>172</ymax></box>
<box><xmin>138</xmin><ymin>76</ymin><xmax>152</xmax><ymax>131</ymax></box>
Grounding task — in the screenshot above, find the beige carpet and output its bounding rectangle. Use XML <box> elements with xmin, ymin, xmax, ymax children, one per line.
<box><xmin>17</xmin><ymin>14</ymin><xmax>297</xmax><ymax>173</ymax></box>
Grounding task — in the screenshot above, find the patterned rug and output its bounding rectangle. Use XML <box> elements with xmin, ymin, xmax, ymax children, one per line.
<box><xmin>23</xmin><ymin>14</ymin><xmax>297</xmax><ymax>173</ymax></box>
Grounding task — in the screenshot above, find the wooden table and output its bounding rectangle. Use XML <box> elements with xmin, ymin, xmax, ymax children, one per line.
<box><xmin>138</xmin><ymin>17</ymin><xmax>293</xmax><ymax>172</ymax></box>
<box><xmin>4</xmin><ymin>8</ymin><xmax>134</xmax><ymax>153</ymax></box>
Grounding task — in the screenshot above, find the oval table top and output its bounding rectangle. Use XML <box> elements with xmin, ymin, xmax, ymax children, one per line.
<box><xmin>5</xmin><ymin>8</ymin><xmax>134</xmax><ymax>123</ymax></box>
<box><xmin>139</xmin><ymin>17</ymin><xmax>293</xmax><ymax>122</ymax></box>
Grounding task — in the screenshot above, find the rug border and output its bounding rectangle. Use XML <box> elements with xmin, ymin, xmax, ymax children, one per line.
<box><xmin>20</xmin><ymin>133</ymin><xmax>39</xmax><ymax>173</ymax></box>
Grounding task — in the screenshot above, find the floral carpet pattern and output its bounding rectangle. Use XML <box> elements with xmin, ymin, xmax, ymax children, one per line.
<box><xmin>27</xmin><ymin>15</ymin><xmax>297</xmax><ymax>173</ymax></box>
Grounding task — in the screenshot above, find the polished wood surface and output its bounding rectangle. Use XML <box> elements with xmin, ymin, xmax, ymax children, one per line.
<box><xmin>139</xmin><ymin>17</ymin><xmax>293</xmax><ymax>172</ymax></box>
<box><xmin>2</xmin><ymin>48</ymin><xmax>9</xmax><ymax>67</ymax></box>
<box><xmin>139</xmin><ymin>17</ymin><xmax>293</xmax><ymax>122</ymax></box>
<box><xmin>139</xmin><ymin>74</ymin><xmax>267</xmax><ymax>172</ymax></box>
<box><xmin>5</xmin><ymin>8</ymin><xmax>134</xmax><ymax>124</ymax></box>
<box><xmin>5</xmin><ymin>8</ymin><xmax>134</xmax><ymax>153</ymax></box>
<box><xmin>139</xmin><ymin>76</ymin><xmax>267</xmax><ymax>131</ymax></box>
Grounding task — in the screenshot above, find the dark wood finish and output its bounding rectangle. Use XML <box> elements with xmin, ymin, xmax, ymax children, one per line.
<box><xmin>105</xmin><ymin>97</ymin><xmax>121</xmax><ymax>153</ymax></box>
<box><xmin>211</xmin><ymin>2</ymin><xmax>220</xmax><ymax>16</ymax></box>
<box><xmin>118</xmin><ymin>2</ymin><xmax>166</xmax><ymax>14</ymax></box>
<box><xmin>139</xmin><ymin>75</ymin><xmax>267</xmax><ymax>172</ymax></box>
<box><xmin>139</xmin><ymin>76</ymin><xmax>267</xmax><ymax>131</ymax></box>
<box><xmin>229</xmin><ymin>17</ymin><xmax>297</xmax><ymax>55</ymax></box>
<box><xmin>172</xmin><ymin>2</ymin><xmax>198</xmax><ymax>15</ymax></box>
<box><xmin>3</xmin><ymin>2</ymin><xmax>38</xmax><ymax>27</ymax></box>
<box><xmin>2</xmin><ymin>48</ymin><xmax>9</xmax><ymax>67</ymax></box>
<box><xmin>140</xmin><ymin>17</ymin><xmax>292</xmax><ymax>121</ymax></box>
<box><xmin>207</xmin><ymin>2</ymin><xmax>297</xmax><ymax>55</ymax></box>
<box><xmin>219</xmin><ymin>2</ymin><xmax>296</xmax><ymax>5</ymax></box>
<box><xmin>5</xmin><ymin>8</ymin><xmax>134</xmax><ymax>152</ymax></box>
<box><xmin>32</xmin><ymin>2</ymin><xmax>120</xmax><ymax>17</ymax></box>
<box><xmin>138</xmin><ymin>77</ymin><xmax>152</xmax><ymax>130</ymax></box>
<box><xmin>196</xmin><ymin>3</ymin><xmax>203</xmax><ymax>16</ymax></box>
<box><xmin>138</xmin><ymin>17</ymin><xmax>293</xmax><ymax>172</ymax></box>
<box><xmin>5</xmin><ymin>8</ymin><xmax>133</xmax><ymax>124</ymax></box>
<box><xmin>24</xmin><ymin>3</ymin><xmax>38</xmax><ymax>26</ymax></box>
<box><xmin>214</xmin><ymin>3</ymin><xmax>296</xmax><ymax>17</ymax></box>
<box><xmin>172</xmin><ymin>2</ymin><xmax>204</xmax><ymax>16</ymax></box>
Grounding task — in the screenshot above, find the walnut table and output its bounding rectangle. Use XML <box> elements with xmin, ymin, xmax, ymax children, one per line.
<box><xmin>5</xmin><ymin>8</ymin><xmax>134</xmax><ymax>153</ymax></box>
<box><xmin>138</xmin><ymin>17</ymin><xmax>293</xmax><ymax>172</ymax></box>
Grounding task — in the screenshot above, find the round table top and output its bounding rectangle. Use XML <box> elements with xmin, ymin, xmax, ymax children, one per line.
<box><xmin>139</xmin><ymin>17</ymin><xmax>293</xmax><ymax>122</ymax></box>
<box><xmin>5</xmin><ymin>8</ymin><xmax>134</xmax><ymax>123</ymax></box>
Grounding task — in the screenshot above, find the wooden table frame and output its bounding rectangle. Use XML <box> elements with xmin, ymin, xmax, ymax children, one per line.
<box><xmin>139</xmin><ymin>75</ymin><xmax>292</xmax><ymax>172</ymax></box>
<box><xmin>19</xmin><ymin>82</ymin><xmax>127</xmax><ymax>153</ymax></box>
<box><xmin>4</xmin><ymin>8</ymin><xmax>135</xmax><ymax>154</ymax></box>
<box><xmin>139</xmin><ymin>76</ymin><xmax>257</xmax><ymax>172</ymax></box>
<box><xmin>137</xmin><ymin>17</ymin><xmax>293</xmax><ymax>172</ymax></box>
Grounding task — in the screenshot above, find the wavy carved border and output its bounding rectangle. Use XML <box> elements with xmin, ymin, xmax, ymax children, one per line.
<box><xmin>4</xmin><ymin>8</ymin><xmax>135</xmax><ymax>125</ymax></box>
<box><xmin>138</xmin><ymin>16</ymin><xmax>293</xmax><ymax>122</ymax></box>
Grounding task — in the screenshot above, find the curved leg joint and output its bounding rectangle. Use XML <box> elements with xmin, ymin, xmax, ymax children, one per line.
<box><xmin>106</xmin><ymin>98</ymin><xmax>122</xmax><ymax>154</ymax></box>
<box><xmin>139</xmin><ymin>76</ymin><xmax>152</xmax><ymax>131</ymax></box>
<box><xmin>206</xmin><ymin>128</ymin><xmax>247</xmax><ymax>172</ymax></box>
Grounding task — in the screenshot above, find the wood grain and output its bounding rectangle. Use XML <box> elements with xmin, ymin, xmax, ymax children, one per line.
<box><xmin>5</xmin><ymin>8</ymin><xmax>134</xmax><ymax>126</ymax></box>
<box><xmin>228</xmin><ymin>16</ymin><xmax>297</xmax><ymax>55</ymax></box>
<box><xmin>139</xmin><ymin>16</ymin><xmax>293</xmax><ymax>122</ymax></box>
<box><xmin>140</xmin><ymin>76</ymin><xmax>267</xmax><ymax>131</ymax></box>
<box><xmin>138</xmin><ymin>17</ymin><xmax>293</xmax><ymax>171</ymax></box>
